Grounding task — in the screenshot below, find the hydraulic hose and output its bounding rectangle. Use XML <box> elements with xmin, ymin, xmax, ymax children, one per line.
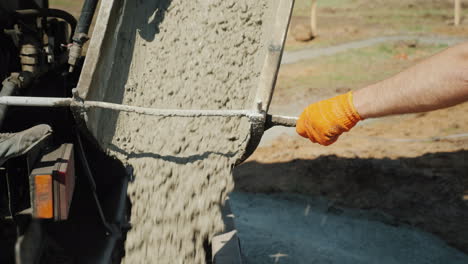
<box><xmin>0</xmin><ymin>72</ymin><xmax>33</xmax><ymax>128</ymax></box>
<box><xmin>0</xmin><ymin>77</ymin><xmax>19</xmax><ymax>127</ymax></box>
<box><xmin>68</xmin><ymin>0</ymin><xmax>99</xmax><ymax>72</ymax></box>
<box><xmin>75</xmin><ymin>0</ymin><xmax>99</xmax><ymax>38</ymax></box>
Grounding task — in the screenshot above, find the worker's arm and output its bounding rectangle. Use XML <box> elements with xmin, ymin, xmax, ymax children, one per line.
<box><xmin>297</xmin><ymin>42</ymin><xmax>468</xmax><ymax>145</ymax></box>
<box><xmin>354</xmin><ymin>42</ymin><xmax>468</xmax><ymax>118</ymax></box>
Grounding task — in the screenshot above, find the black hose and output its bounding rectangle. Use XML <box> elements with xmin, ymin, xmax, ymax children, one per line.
<box><xmin>75</xmin><ymin>0</ymin><xmax>98</xmax><ymax>39</ymax></box>
<box><xmin>0</xmin><ymin>72</ymin><xmax>33</xmax><ymax>129</ymax></box>
<box><xmin>15</xmin><ymin>9</ymin><xmax>77</xmax><ymax>41</ymax></box>
<box><xmin>0</xmin><ymin>78</ymin><xmax>19</xmax><ymax>127</ymax></box>
<box><xmin>68</xmin><ymin>0</ymin><xmax>99</xmax><ymax>72</ymax></box>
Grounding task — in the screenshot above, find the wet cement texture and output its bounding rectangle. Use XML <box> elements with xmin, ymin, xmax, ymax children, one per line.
<box><xmin>230</xmin><ymin>192</ymin><xmax>468</xmax><ymax>264</ymax></box>
<box><xmin>83</xmin><ymin>0</ymin><xmax>273</xmax><ymax>263</ymax></box>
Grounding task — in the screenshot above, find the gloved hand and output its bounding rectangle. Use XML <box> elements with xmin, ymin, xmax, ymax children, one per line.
<box><xmin>296</xmin><ymin>91</ymin><xmax>362</xmax><ymax>145</ymax></box>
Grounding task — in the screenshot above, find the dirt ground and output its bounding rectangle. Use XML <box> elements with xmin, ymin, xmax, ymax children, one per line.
<box><xmin>50</xmin><ymin>0</ymin><xmax>468</xmax><ymax>260</ymax></box>
<box><xmin>234</xmin><ymin>0</ymin><xmax>468</xmax><ymax>256</ymax></box>
<box><xmin>235</xmin><ymin>106</ymin><xmax>468</xmax><ymax>252</ymax></box>
<box><xmin>287</xmin><ymin>0</ymin><xmax>468</xmax><ymax>50</ymax></box>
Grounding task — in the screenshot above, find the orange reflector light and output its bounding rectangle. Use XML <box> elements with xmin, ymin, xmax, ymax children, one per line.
<box><xmin>34</xmin><ymin>174</ymin><xmax>53</xmax><ymax>219</ymax></box>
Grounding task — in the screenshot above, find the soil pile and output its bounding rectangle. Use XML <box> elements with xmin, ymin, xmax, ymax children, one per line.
<box><xmin>82</xmin><ymin>0</ymin><xmax>275</xmax><ymax>263</ymax></box>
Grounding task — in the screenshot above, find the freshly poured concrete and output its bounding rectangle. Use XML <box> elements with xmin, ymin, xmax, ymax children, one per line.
<box><xmin>230</xmin><ymin>192</ymin><xmax>468</xmax><ymax>264</ymax></box>
<box><xmin>81</xmin><ymin>0</ymin><xmax>277</xmax><ymax>263</ymax></box>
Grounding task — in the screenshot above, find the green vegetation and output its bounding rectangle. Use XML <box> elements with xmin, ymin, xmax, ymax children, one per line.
<box><xmin>276</xmin><ymin>42</ymin><xmax>448</xmax><ymax>99</ymax></box>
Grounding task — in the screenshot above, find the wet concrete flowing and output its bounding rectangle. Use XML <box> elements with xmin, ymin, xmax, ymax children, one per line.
<box><xmin>81</xmin><ymin>0</ymin><xmax>276</xmax><ymax>262</ymax></box>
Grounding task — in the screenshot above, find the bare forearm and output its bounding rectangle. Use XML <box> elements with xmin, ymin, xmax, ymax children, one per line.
<box><xmin>296</xmin><ymin>43</ymin><xmax>468</xmax><ymax>146</ymax></box>
<box><xmin>353</xmin><ymin>43</ymin><xmax>468</xmax><ymax>119</ymax></box>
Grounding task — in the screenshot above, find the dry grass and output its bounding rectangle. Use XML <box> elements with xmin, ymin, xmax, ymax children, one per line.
<box><xmin>287</xmin><ymin>0</ymin><xmax>466</xmax><ymax>51</ymax></box>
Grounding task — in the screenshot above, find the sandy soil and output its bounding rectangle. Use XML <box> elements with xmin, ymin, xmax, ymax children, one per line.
<box><xmin>234</xmin><ymin>47</ymin><xmax>468</xmax><ymax>256</ymax></box>
<box><xmin>286</xmin><ymin>0</ymin><xmax>468</xmax><ymax>51</ymax></box>
<box><xmin>233</xmin><ymin>5</ymin><xmax>468</xmax><ymax>252</ymax></box>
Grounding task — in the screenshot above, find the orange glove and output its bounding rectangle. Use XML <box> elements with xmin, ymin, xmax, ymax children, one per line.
<box><xmin>296</xmin><ymin>91</ymin><xmax>362</xmax><ymax>146</ymax></box>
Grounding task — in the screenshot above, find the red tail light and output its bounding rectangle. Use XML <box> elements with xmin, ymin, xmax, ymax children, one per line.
<box><xmin>31</xmin><ymin>144</ymin><xmax>75</xmax><ymax>221</ymax></box>
<box><xmin>34</xmin><ymin>174</ymin><xmax>53</xmax><ymax>219</ymax></box>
